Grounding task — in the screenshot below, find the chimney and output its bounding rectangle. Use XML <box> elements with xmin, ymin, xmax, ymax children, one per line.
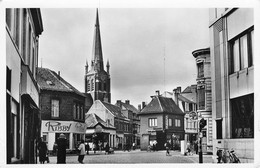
<box><xmin>155</xmin><ymin>90</ymin><xmax>160</xmax><ymax>96</ymax></box>
<box><xmin>58</xmin><ymin>71</ymin><xmax>60</xmax><ymax>80</ymax></box>
<box><xmin>117</xmin><ymin>100</ymin><xmax>122</xmax><ymax>108</ymax></box>
<box><xmin>138</xmin><ymin>104</ymin><xmax>142</xmax><ymax>111</ymax></box>
<box><xmin>173</xmin><ymin>87</ymin><xmax>180</xmax><ymax>106</ymax></box>
<box><xmin>142</xmin><ymin>102</ymin><xmax>146</xmax><ymax>109</ymax></box>
<box><xmin>125</xmin><ymin>100</ymin><xmax>130</xmax><ymax>105</ymax></box>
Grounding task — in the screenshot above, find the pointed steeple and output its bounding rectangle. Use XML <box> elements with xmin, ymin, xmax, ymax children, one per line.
<box><xmin>106</xmin><ymin>59</ymin><xmax>110</xmax><ymax>74</ymax></box>
<box><xmin>85</xmin><ymin>59</ymin><xmax>88</xmax><ymax>74</ymax></box>
<box><xmin>92</xmin><ymin>8</ymin><xmax>103</xmax><ymax>72</ymax></box>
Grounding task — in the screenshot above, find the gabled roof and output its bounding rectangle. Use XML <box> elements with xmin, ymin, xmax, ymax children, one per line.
<box><xmin>85</xmin><ymin>113</ymin><xmax>115</xmax><ymax>129</ymax></box>
<box><xmin>101</xmin><ymin>101</ymin><xmax>127</xmax><ymax>119</ymax></box>
<box><xmin>140</xmin><ymin>96</ymin><xmax>184</xmax><ymax>115</ymax></box>
<box><xmin>37</xmin><ymin>67</ymin><xmax>85</xmax><ymax>97</ymax></box>
<box><xmin>178</xmin><ymin>94</ymin><xmax>196</xmax><ymax>104</ymax></box>
<box><xmin>117</xmin><ymin>102</ymin><xmax>139</xmax><ymax>114</ymax></box>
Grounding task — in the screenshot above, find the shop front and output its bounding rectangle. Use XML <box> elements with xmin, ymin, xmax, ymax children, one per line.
<box><xmin>85</xmin><ymin>124</ymin><xmax>116</xmax><ymax>150</ymax></box>
<box><xmin>41</xmin><ymin>120</ymin><xmax>87</xmax><ymax>152</ymax></box>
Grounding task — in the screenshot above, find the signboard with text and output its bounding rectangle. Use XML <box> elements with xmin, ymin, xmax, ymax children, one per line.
<box><xmin>41</xmin><ymin>120</ymin><xmax>87</xmax><ymax>134</ymax></box>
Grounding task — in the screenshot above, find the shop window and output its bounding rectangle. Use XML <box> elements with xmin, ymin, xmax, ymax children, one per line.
<box><xmin>230</xmin><ymin>28</ymin><xmax>254</xmax><ymax>74</ymax></box>
<box><xmin>51</xmin><ymin>99</ymin><xmax>59</xmax><ymax>118</ymax></box>
<box><xmin>231</xmin><ymin>94</ymin><xmax>254</xmax><ymax>138</ymax></box>
<box><xmin>148</xmin><ymin>118</ymin><xmax>157</xmax><ymax>127</ymax></box>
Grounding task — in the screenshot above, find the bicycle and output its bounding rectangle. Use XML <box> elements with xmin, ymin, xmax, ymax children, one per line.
<box><xmin>216</xmin><ymin>147</ymin><xmax>240</xmax><ymax>163</ymax></box>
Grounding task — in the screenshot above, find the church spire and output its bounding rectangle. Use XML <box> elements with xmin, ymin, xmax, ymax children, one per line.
<box><xmin>92</xmin><ymin>8</ymin><xmax>103</xmax><ymax>71</ymax></box>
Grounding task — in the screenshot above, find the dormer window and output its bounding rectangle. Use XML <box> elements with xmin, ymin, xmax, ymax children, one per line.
<box><xmin>46</xmin><ymin>80</ymin><xmax>54</xmax><ymax>85</ymax></box>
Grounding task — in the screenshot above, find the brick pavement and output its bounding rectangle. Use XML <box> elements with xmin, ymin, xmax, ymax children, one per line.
<box><xmin>40</xmin><ymin>149</ymin><xmax>213</xmax><ymax>164</ymax></box>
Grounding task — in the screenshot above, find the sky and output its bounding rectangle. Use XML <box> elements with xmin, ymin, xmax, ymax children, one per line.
<box><xmin>39</xmin><ymin>8</ymin><xmax>210</xmax><ymax>108</ymax></box>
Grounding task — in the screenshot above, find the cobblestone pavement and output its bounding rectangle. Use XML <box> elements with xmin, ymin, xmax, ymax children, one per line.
<box><xmin>41</xmin><ymin>150</ymin><xmax>213</xmax><ymax>164</ymax></box>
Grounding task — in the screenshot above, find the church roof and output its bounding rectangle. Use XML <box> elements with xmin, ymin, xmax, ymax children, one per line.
<box><xmin>140</xmin><ymin>96</ymin><xmax>184</xmax><ymax>115</ymax></box>
<box><xmin>85</xmin><ymin>113</ymin><xmax>115</xmax><ymax>129</ymax></box>
<box><xmin>101</xmin><ymin>101</ymin><xmax>128</xmax><ymax>119</ymax></box>
<box><xmin>37</xmin><ymin>67</ymin><xmax>85</xmax><ymax>97</ymax></box>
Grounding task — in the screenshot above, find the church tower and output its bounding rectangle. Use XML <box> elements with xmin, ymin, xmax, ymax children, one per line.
<box><xmin>85</xmin><ymin>9</ymin><xmax>111</xmax><ymax>103</ymax></box>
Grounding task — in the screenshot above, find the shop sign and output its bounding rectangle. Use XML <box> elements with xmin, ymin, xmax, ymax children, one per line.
<box><xmin>42</xmin><ymin>120</ymin><xmax>87</xmax><ymax>133</ymax></box>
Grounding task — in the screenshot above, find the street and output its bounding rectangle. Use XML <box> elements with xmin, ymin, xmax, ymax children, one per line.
<box><xmin>42</xmin><ymin>150</ymin><xmax>213</xmax><ymax>164</ymax></box>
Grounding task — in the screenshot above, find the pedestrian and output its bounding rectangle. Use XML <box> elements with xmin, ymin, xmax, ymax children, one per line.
<box><xmin>93</xmin><ymin>143</ymin><xmax>96</xmax><ymax>154</ymax></box>
<box><xmin>132</xmin><ymin>142</ymin><xmax>136</xmax><ymax>150</ymax></box>
<box><xmin>85</xmin><ymin>142</ymin><xmax>90</xmax><ymax>155</ymax></box>
<box><xmin>38</xmin><ymin>137</ymin><xmax>47</xmax><ymax>164</ymax></box>
<box><xmin>105</xmin><ymin>143</ymin><xmax>110</xmax><ymax>155</ymax></box>
<box><xmin>52</xmin><ymin>142</ymin><xmax>57</xmax><ymax>156</ymax></box>
<box><xmin>57</xmin><ymin>133</ymin><xmax>67</xmax><ymax>164</ymax></box>
<box><xmin>98</xmin><ymin>141</ymin><xmax>102</xmax><ymax>153</ymax></box>
<box><xmin>78</xmin><ymin>139</ymin><xmax>86</xmax><ymax>164</ymax></box>
<box><xmin>194</xmin><ymin>140</ymin><xmax>198</xmax><ymax>154</ymax></box>
<box><xmin>165</xmin><ymin>140</ymin><xmax>171</xmax><ymax>156</ymax></box>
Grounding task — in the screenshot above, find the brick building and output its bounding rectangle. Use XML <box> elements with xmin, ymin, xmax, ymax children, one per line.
<box><xmin>37</xmin><ymin>68</ymin><xmax>87</xmax><ymax>152</ymax></box>
<box><xmin>6</xmin><ymin>8</ymin><xmax>43</xmax><ymax>163</ymax></box>
<box><xmin>139</xmin><ymin>91</ymin><xmax>185</xmax><ymax>151</ymax></box>
<box><xmin>115</xmin><ymin>100</ymin><xmax>141</xmax><ymax>147</ymax></box>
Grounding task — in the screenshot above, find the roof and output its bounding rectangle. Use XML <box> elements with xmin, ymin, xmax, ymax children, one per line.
<box><xmin>85</xmin><ymin>113</ymin><xmax>115</xmax><ymax>129</ymax></box>
<box><xmin>101</xmin><ymin>101</ymin><xmax>127</xmax><ymax>119</ymax></box>
<box><xmin>117</xmin><ymin>102</ymin><xmax>139</xmax><ymax>114</ymax></box>
<box><xmin>178</xmin><ymin>94</ymin><xmax>195</xmax><ymax>104</ymax></box>
<box><xmin>37</xmin><ymin>67</ymin><xmax>85</xmax><ymax>97</ymax></box>
<box><xmin>140</xmin><ymin>96</ymin><xmax>184</xmax><ymax>115</ymax></box>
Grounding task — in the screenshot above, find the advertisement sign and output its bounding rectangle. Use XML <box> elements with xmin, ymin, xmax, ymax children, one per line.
<box><xmin>42</xmin><ymin>120</ymin><xmax>87</xmax><ymax>134</ymax></box>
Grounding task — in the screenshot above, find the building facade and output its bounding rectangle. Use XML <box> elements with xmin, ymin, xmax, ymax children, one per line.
<box><xmin>209</xmin><ymin>8</ymin><xmax>254</xmax><ymax>162</ymax></box>
<box><xmin>139</xmin><ymin>91</ymin><xmax>185</xmax><ymax>151</ymax></box>
<box><xmin>85</xmin><ymin>9</ymin><xmax>111</xmax><ymax>103</ymax></box>
<box><xmin>86</xmin><ymin>100</ymin><xmax>131</xmax><ymax>149</ymax></box>
<box><xmin>37</xmin><ymin>68</ymin><xmax>87</xmax><ymax>152</ymax></box>
<box><xmin>192</xmin><ymin>47</ymin><xmax>213</xmax><ymax>153</ymax></box>
<box><xmin>6</xmin><ymin>8</ymin><xmax>43</xmax><ymax>164</ymax></box>
<box><xmin>115</xmin><ymin>100</ymin><xmax>141</xmax><ymax>147</ymax></box>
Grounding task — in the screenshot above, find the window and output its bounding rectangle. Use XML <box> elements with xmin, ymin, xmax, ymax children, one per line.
<box><xmin>91</xmin><ymin>79</ymin><xmax>94</xmax><ymax>91</ymax></box>
<box><xmin>15</xmin><ymin>9</ymin><xmax>21</xmax><ymax>49</ymax></box>
<box><xmin>168</xmin><ymin>118</ymin><xmax>172</xmax><ymax>127</ymax></box>
<box><xmin>197</xmin><ymin>62</ymin><xmax>204</xmax><ymax>78</ymax></box>
<box><xmin>216</xmin><ymin>119</ymin><xmax>222</xmax><ymax>139</ymax></box>
<box><xmin>148</xmin><ymin>118</ymin><xmax>157</xmax><ymax>127</ymax></box>
<box><xmin>51</xmin><ymin>99</ymin><xmax>59</xmax><ymax>118</ymax></box>
<box><xmin>231</xmin><ymin>94</ymin><xmax>254</xmax><ymax>138</ymax></box>
<box><xmin>175</xmin><ymin>119</ymin><xmax>181</xmax><ymax>127</ymax></box>
<box><xmin>197</xmin><ymin>85</ymin><xmax>205</xmax><ymax>110</ymax></box>
<box><xmin>87</xmin><ymin>81</ymin><xmax>90</xmax><ymax>91</ymax></box>
<box><xmin>230</xmin><ymin>28</ymin><xmax>254</xmax><ymax>73</ymax></box>
<box><xmin>22</xmin><ymin>9</ymin><xmax>27</xmax><ymax>62</ymax></box>
<box><xmin>6</xmin><ymin>67</ymin><xmax>12</xmax><ymax>92</ymax></box>
<box><xmin>6</xmin><ymin>8</ymin><xmax>13</xmax><ymax>30</ymax></box>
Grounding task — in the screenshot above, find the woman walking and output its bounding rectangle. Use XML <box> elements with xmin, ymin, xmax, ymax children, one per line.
<box><xmin>38</xmin><ymin>137</ymin><xmax>47</xmax><ymax>164</ymax></box>
<box><xmin>78</xmin><ymin>139</ymin><xmax>86</xmax><ymax>164</ymax></box>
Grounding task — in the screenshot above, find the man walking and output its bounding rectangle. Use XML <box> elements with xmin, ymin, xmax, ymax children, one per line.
<box><xmin>165</xmin><ymin>140</ymin><xmax>171</xmax><ymax>156</ymax></box>
<box><xmin>78</xmin><ymin>139</ymin><xmax>86</xmax><ymax>164</ymax></box>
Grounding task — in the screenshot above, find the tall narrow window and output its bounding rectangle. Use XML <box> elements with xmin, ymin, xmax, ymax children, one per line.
<box><xmin>51</xmin><ymin>99</ymin><xmax>59</xmax><ymax>118</ymax></box>
<box><xmin>15</xmin><ymin>9</ymin><xmax>21</xmax><ymax>49</ymax></box>
<box><xmin>197</xmin><ymin>85</ymin><xmax>205</xmax><ymax>110</ymax></box>
<box><xmin>197</xmin><ymin>62</ymin><xmax>204</xmax><ymax>78</ymax></box>
<box><xmin>91</xmin><ymin>79</ymin><xmax>94</xmax><ymax>91</ymax></box>
<box><xmin>6</xmin><ymin>8</ymin><xmax>13</xmax><ymax>31</ymax></box>
<box><xmin>216</xmin><ymin>119</ymin><xmax>222</xmax><ymax>139</ymax></box>
<box><xmin>240</xmin><ymin>34</ymin><xmax>248</xmax><ymax>69</ymax></box>
<box><xmin>230</xmin><ymin>28</ymin><xmax>254</xmax><ymax>74</ymax></box>
<box><xmin>22</xmin><ymin>9</ymin><xmax>27</xmax><ymax>62</ymax></box>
